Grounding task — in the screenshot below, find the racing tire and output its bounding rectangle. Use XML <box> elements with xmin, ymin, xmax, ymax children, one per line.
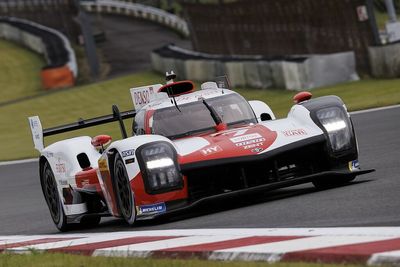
<box><xmin>41</xmin><ymin>161</ymin><xmax>69</xmax><ymax>231</ymax></box>
<box><xmin>312</xmin><ymin>175</ymin><xmax>356</xmax><ymax>190</ymax></box>
<box><xmin>113</xmin><ymin>153</ymin><xmax>136</xmax><ymax>225</ymax></box>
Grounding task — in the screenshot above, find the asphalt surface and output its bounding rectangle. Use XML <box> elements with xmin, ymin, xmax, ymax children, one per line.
<box><xmin>92</xmin><ymin>14</ymin><xmax>191</xmax><ymax>76</ymax></box>
<box><xmin>0</xmin><ymin>106</ymin><xmax>399</xmax><ymax>235</ymax></box>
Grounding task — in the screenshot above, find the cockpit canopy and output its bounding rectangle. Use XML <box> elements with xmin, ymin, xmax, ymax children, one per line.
<box><xmin>133</xmin><ymin>93</ymin><xmax>257</xmax><ymax>139</ymax></box>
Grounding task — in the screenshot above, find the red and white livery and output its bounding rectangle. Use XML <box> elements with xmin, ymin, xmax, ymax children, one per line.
<box><xmin>28</xmin><ymin>73</ymin><xmax>373</xmax><ymax>231</ymax></box>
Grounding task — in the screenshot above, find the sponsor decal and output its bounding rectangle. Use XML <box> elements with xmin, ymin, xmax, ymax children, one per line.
<box><xmin>282</xmin><ymin>129</ymin><xmax>308</xmax><ymax>137</ymax></box>
<box><xmin>99</xmin><ymin>159</ymin><xmax>108</xmax><ymax>172</ymax></box>
<box><xmin>133</xmin><ymin>87</ymin><xmax>154</xmax><ymax>106</ymax></box>
<box><xmin>125</xmin><ymin>158</ymin><xmax>135</xmax><ymax>164</ymax></box>
<box><xmin>230</xmin><ymin>133</ymin><xmax>262</xmax><ymax>143</ymax></box>
<box><xmin>121</xmin><ymin>149</ymin><xmax>135</xmax><ymax>158</ymax></box>
<box><xmin>130</xmin><ymin>84</ymin><xmax>161</xmax><ymax>110</ymax></box>
<box><xmin>233</xmin><ymin>129</ymin><xmax>249</xmax><ymax>136</ymax></box>
<box><xmin>349</xmin><ymin>160</ymin><xmax>360</xmax><ymax>171</ymax></box>
<box><xmin>251</xmin><ymin>147</ymin><xmax>264</xmax><ymax>153</ymax></box>
<box><xmin>201</xmin><ymin>145</ymin><xmax>223</xmax><ymax>156</ymax></box>
<box><xmin>235</xmin><ymin>138</ymin><xmax>266</xmax><ymax>147</ymax></box>
<box><xmin>44</xmin><ymin>152</ymin><xmax>54</xmax><ymax>158</ymax></box>
<box><xmin>138</xmin><ymin>202</ymin><xmax>166</xmax><ymax>215</ymax></box>
<box><xmin>81</xmin><ymin>179</ymin><xmax>90</xmax><ymax>187</ymax></box>
<box><xmin>55</xmin><ymin>163</ymin><xmax>66</xmax><ymax>174</ymax></box>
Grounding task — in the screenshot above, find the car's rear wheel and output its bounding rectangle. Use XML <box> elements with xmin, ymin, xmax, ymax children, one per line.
<box><xmin>113</xmin><ymin>153</ymin><xmax>136</xmax><ymax>225</ymax></box>
<box><xmin>312</xmin><ymin>175</ymin><xmax>356</xmax><ymax>190</ymax></box>
<box><xmin>41</xmin><ymin>161</ymin><xmax>69</xmax><ymax>231</ymax></box>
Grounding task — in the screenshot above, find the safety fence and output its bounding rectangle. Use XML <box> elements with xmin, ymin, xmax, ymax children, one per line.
<box><xmin>151</xmin><ymin>44</ymin><xmax>359</xmax><ymax>90</ymax></box>
<box><xmin>80</xmin><ymin>0</ymin><xmax>189</xmax><ymax>37</ymax></box>
<box><xmin>182</xmin><ymin>0</ymin><xmax>379</xmax><ymax>73</ymax></box>
<box><xmin>0</xmin><ymin>17</ymin><xmax>78</xmax><ymax>89</ymax></box>
<box><xmin>0</xmin><ymin>0</ymin><xmax>81</xmax><ymax>43</ymax></box>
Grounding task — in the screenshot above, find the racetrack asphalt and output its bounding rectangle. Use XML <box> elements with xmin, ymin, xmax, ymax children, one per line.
<box><xmin>0</xmin><ymin>106</ymin><xmax>399</xmax><ymax>235</ymax></box>
<box><xmin>92</xmin><ymin>14</ymin><xmax>191</xmax><ymax>77</ymax></box>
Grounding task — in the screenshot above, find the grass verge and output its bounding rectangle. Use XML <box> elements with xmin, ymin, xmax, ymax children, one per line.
<box><xmin>0</xmin><ymin>253</ymin><xmax>365</xmax><ymax>267</ymax></box>
<box><xmin>0</xmin><ymin>39</ymin><xmax>44</xmax><ymax>104</ymax></box>
<box><xmin>0</xmin><ymin>71</ymin><xmax>399</xmax><ymax>161</ymax></box>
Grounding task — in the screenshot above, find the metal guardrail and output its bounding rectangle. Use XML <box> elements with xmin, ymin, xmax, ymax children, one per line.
<box><xmin>0</xmin><ymin>16</ymin><xmax>78</xmax><ymax>78</ymax></box>
<box><xmin>80</xmin><ymin>0</ymin><xmax>189</xmax><ymax>37</ymax></box>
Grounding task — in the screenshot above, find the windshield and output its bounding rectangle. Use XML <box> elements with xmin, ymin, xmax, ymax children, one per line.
<box><xmin>151</xmin><ymin>94</ymin><xmax>257</xmax><ymax>139</ymax></box>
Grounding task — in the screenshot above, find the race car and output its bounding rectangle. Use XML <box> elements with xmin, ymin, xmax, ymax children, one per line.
<box><xmin>28</xmin><ymin>72</ymin><xmax>373</xmax><ymax>231</ymax></box>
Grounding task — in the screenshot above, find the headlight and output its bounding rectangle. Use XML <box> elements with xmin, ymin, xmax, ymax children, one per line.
<box><xmin>316</xmin><ymin>107</ymin><xmax>353</xmax><ymax>152</ymax></box>
<box><xmin>137</xmin><ymin>142</ymin><xmax>183</xmax><ymax>194</ymax></box>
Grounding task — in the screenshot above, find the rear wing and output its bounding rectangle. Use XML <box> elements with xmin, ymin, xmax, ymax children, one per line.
<box><xmin>28</xmin><ymin>105</ymin><xmax>136</xmax><ymax>152</ymax></box>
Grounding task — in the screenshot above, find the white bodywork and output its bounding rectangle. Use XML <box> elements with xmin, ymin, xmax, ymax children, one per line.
<box><xmin>28</xmin><ymin>82</ymin><xmax>326</xmax><ymax>218</ymax></box>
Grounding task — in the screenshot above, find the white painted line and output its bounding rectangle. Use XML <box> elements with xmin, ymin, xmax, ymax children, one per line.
<box><xmin>0</xmin><ymin>158</ymin><xmax>38</xmax><ymax>166</ymax></box>
<box><xmin>117</xmin><ymin>227</ymin><xmax>400</xmax><ymax>237</ymax></box>
<box><xmin>350</xmin><ymin>104</ymin><xmax>400</xmax><ymax>115</ymax></box>
<box><xmin>368</xmin><ymin>249</ymin><xmax>400</xmax><ymax>265</ymax></box>
<box><xmin>3</xmin><ymin>227</ymin><xmax>400</xmax><ymax>241</ymax></box>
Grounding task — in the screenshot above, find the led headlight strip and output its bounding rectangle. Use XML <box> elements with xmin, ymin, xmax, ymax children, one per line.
<box><xmin>138</xmin><ymin>142</ymin><xmax>183</xmax><ymax>194</ymax></box>
<box><xmin>316</xmin><ymin>106</ymin><xmax>353</xmax><ymax>152</ymax></box>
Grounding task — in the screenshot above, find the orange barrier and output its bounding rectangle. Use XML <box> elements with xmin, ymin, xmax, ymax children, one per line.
<box><xmin>40</xmin><ymin>65</ymin><xmax>75</xmax><ymax>90</ymax></box>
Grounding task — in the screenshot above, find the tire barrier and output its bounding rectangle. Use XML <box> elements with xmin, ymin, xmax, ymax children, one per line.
<box><xmin>80</xmin><ymin>0</ymin><xmax>189</xmax><ymax>37</ymax></box>
<box><xmin>152</xmin><ymin>45</ymin><xmax>360</xmax><ymax>91</ymax></box>
<box><xmin>0</xmin><ymin>17</ymin><xmax>77</xmax><ymax>90</ymax></box>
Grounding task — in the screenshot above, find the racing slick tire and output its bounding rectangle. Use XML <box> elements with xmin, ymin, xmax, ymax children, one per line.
<box><xmin>41</xmin><ymin>161</ymin><xmax>69</xmax><ymax>231</ymax></box>
<box><xmin>113</xmin><ymin>153</ymin><xmax>136</xmax><ymax>225</ymax></box>
<box><xmin>312</xmin><ymin>175</ymin><xmax>356</xmax><ymax>190</ymax></box>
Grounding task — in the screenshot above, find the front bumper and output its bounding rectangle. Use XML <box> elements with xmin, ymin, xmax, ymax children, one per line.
<box><xmin>136</xmin><ymin>168</ymin><xmax>374</xmax><ymax>221</ymax></box>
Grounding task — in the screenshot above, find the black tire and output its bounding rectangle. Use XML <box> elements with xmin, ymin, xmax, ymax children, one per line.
<box><xmin>312</xmin><ymin>175</ymin><xmax>356</xmax><ymax>190</ymax></box>
<box><xmin>41</xmin><ymin>161</ymin><xmax>69</xmax><ymax>231</ymax></box>
<box><xmin>113</xmin><ymin>153</ymin><xmax>136</xmax><ymax>225</ymax></box>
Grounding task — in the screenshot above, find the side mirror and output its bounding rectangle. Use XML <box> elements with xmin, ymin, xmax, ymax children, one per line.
<box><xmin>293</xmin><ymin>91</ymin><xmax>312</xmax><ymax>104</ymax></box>
<box><xmin>91</xmin><ymin>135</ymin><xmax>112</xmax><ymax>152</ymax></box>
<box><xmin>248</xmin><ymin>100</ymin><xmax>276</xmax><ymax>122</ymax></box>
<box><xmin>260</xmin><ymin>113</ymin><xmax>272</xmax><ymax>121</ymax></box>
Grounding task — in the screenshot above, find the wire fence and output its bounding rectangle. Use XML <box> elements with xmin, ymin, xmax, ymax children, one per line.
<box><xmin>0</xmin><ymin>0</ymin><xmax>81</xmax><ymax>42</ymax></box>
<box><xmin>183</xmin><ymin>0</ymin><xmax>379</xmax><ymax>73</ymax></box>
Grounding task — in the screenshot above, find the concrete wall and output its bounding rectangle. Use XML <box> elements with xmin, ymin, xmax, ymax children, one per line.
<box><xmin>151</xmin><ymin>45</ymin><xmax>360</xmax><ymax>90</ymax></box>
<box><xmin>369</xmin><ymin>43</ymin><xmax>400</xmax><ymax>78</ymax></box>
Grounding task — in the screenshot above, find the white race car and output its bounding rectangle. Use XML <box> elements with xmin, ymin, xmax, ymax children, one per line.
<box><xmin>28</xmin><ymin>73</ymin><xmax>373</xmax><ymax>231</ymax></box>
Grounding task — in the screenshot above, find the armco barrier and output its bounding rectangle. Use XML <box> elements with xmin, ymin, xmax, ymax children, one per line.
<box><xmin>0</xmin><ymin>17</ymin><xmax>77</xmax><ymax>90</ymax></box>
<box><xmin>80</xmin><ymin>0</ymin><xmax>189</xmax><ymax>37</ymax></box>
<box><xmin>152</xmin><ymin>45</ymin><xmax>360</xmax><ymax>90</ymax></box>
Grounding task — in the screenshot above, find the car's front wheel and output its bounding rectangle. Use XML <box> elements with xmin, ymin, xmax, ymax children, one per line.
<box><xmin>113</xmin><ymin>153</ymin><xmax>136</xmax><ymax>225</ymax></box>
<box><xmin>41</xmin><ymin>161</ymin><xmax>69</xmax><ymax>231</ymax></box>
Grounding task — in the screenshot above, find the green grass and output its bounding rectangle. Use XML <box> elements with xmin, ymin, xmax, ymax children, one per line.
<box><xmin>0</xmin><ymin>253</ymin><xmax>366</xmax><ymax>267</ymax></box>
<box><xmin>0</xmin><ymin>70</ymin><xmax>400</xmax><ymax>161</ymax></box>
<box><xmin>0</xmin><ymin>39</ymin><xmax>45</xmax><ymax>104</ymax></box>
